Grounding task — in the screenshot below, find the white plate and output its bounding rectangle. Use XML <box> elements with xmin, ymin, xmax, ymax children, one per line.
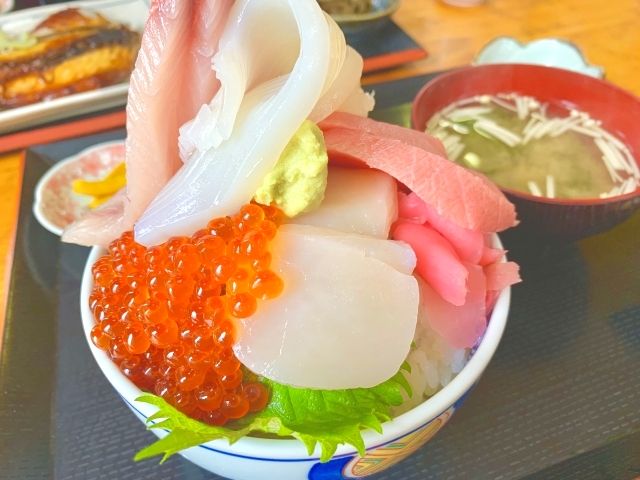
<box><xmin>0</xmin><ymin>0</ymin><xmax>150</xmax><ymax>134</ymax></box>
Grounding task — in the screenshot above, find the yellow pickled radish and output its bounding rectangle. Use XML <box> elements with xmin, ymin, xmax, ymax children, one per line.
<box><xmin>72</xmin><ymin>162</ymin><xmax>126</xmax><ymax>209</ymax></box>
<box><xmin>72</xmin><ymin>162</ymin><xmax>126</xmax><ymax>196</ymax></box>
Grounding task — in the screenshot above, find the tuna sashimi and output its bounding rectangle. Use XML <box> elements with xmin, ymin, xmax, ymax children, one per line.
<box><xmin>393</xmin><ymin>221</ymin><xmax>468</xmax><ymax>306</ymax></box>
<box><xmin>294</xmin><ymin>167</ymin><xmax>398</xmax><ymax>238</ymax></box>
<box><xmin>233</xmin><ymin>224</ymin><xmax>419</xmax><ymax>389</ymax></box>
<box><xmin>398</xmin><ymin>192</ymin><xmax>484</xmax><ymax>263</ymax></box>
<box><xmin>323</xmin><ymin>127</ymin><xmax>517</xmax><ymax>233</ymax></box>
<box><xmin>135</xmin><ymin>0</ymin><xmax>349</xmax><ymax>246</ymax></box>
<box><xmin>320</xmin><ymin>112</ymin><xmax>446</xmax><ymax>158</ymax></box>
<box><xmin>485</xmin><ymin>262</ymin><xmax>521</xmax><ymax>291</ymax></box>
<box><xmin>419</xmin><ymin>264</ymin><xmax>487</xmax><ymax>349</ymax></box>
<box><xmin>63</xmin><ymin>0</ymin><xmax>231</xmax><ymax>247</ymax></box>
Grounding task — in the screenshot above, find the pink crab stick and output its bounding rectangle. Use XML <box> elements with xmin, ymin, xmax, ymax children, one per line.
<box><xmin>398</xmin><ymin>192</ymin><xmax>485</xmax><ymax>264</ymax></box>
<box><xmin>393</xmin><ymin>221</ymin><xmax>468</xmax><ymax>306</ymax></box>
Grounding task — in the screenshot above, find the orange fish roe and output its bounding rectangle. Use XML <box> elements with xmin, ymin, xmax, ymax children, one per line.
<box><xmin>89</xmin><ymin>203</ymin><xmax>284</xmax><ymax>425</ymax></box>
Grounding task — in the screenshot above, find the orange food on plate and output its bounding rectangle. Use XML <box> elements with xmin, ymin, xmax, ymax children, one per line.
<box><xmin>0</xmin><ymin>8</ymin><xmax>140</xmax><ymax>109</ymax></box>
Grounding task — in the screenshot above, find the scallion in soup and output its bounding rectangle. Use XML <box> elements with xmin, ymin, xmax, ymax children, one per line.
<box><xmin>426</xmin><ymin>93</ymin><xmax>640</xmax><ymax>199</ymax></box>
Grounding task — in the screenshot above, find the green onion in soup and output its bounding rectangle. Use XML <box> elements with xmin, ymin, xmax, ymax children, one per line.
<box><xmin>426</xmin><ymin>93</ymin><xmax>640</xmax><ymax>199</ymax></box>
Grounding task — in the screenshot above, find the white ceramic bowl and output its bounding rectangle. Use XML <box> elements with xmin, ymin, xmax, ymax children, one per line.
<box><xmin>80</xmin><ymin>244</ymin><xmax>511</xmax><ymax>480</ymax></box>
<box><xmin>474</xmin><ymin>37</ymin><xmax>604</xmax><ymax>78</ymax></box>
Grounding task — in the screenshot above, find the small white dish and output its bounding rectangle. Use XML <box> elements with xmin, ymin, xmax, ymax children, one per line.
<box><xmin>0</xmin><ymin>0</ymin><xmax>150</xmax><ymax>134</ymax></box>
<box><xmin>33</xmin><ymin>140</ymin><xmax>125</xmax><ymax>236</ymax></box>
<box><xmin>474</xmin><ymin>37</ymin><xmax>604</xmax><ymax>79</ymax></box>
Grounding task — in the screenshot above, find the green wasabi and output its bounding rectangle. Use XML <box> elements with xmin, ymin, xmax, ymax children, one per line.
<box><xmin>254</xmin><ymin>120</ymin><xmax>328</xmax><ymax>217</ymax></box>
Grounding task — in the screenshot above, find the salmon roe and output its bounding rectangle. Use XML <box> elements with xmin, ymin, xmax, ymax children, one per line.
<box><xmin>89</xmin><ymin>203</ymin><xmax>284</xmax><ymax>425</ymax></box>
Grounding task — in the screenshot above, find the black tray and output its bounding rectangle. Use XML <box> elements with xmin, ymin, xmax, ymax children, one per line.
<box><xmin>1</xmin><ymin>73</ymin><xmax>639</xmax><ymax>480</ymax></box>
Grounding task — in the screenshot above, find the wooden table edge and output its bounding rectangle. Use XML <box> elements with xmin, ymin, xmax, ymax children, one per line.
<box><xmin>0</xmin><ymin>152</ymin><xmax>25</xmax><ymax>350</ymax></box>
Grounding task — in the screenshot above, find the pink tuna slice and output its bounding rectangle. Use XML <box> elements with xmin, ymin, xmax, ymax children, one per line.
<box><xmin>319</xmin><ymin>111</ymin><xmax>447</xmax><ymax>158</ymax></box>
<box><xmin>62</xmin><ymin>0</ymin><xmax>233</xmax><ymax>247</ymax></box>
<box><xmin>393</xmin><ymin>221</ymin><xmax>468</xmax><ymax>306</ymax></box>
<box><xmin>420</xmin><ymin>263</ymin><xmax>488</xmax><ymax>349</ymax></box>
<box><xmin>398</xmin><ymin>191</ymin><xmax>484</xmax><ymax>263</ymax></box>
<box><xmin>484</xmin><ymin>261</ymin><xmax>521</xmax><ymax>291</ymax></box>
<box><xmin>322</xmin><ymin>127</ymin><xmax>517</xmax><ymax>233</ymax></box>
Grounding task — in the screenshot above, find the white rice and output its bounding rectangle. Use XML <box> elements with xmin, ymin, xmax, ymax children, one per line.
<box><xmin>392</xmin><ymin>319</ymin><xmax>469</xmax><ymax>415</ymax></box>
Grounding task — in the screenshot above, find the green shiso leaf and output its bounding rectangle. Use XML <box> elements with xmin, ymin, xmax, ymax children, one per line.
<box><xmin>134</xmin><ymin>368</ymin><xmax>411</xmax><ymax>463</ymax></box>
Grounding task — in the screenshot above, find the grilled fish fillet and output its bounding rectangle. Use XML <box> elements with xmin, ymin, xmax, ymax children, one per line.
<box><xmin>0</xmin><ymin>8</ymin><xmax>140</xmax><ymax>109</ymax></box>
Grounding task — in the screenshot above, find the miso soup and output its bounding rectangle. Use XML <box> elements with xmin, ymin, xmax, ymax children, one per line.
<box><xmin>426</xmin><ymin>93</ymin><xmax>640</xmax><ymax>199</ymax></box>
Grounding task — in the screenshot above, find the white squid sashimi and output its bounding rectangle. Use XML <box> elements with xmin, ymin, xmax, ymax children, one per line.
<box><xmin>136</xmin><ymin>0</ymin><xmax>335</xmax><ymax>246</ymax></box>
<box><xmin>179</xmin><ymin>9</ymin><xmax>371</xmax><ymax>162</ymax></box>
<box><xmin>309</xmin><ymin>46</ymin><xmax>374</xmax><ymax>122</ymax></box>
<box><xmin>293</xmin><ymin>167</ymin><xmax>398</xmax><ymax>238</ymax></box>
<box><xmin>233</xmin><ymin>224</ymin><xmax>419</xmax><ymax>389</ymax></box>
<box><xmin>178</xmin><ymin>0</ymin><xmax>302</xmax><ymax>159</ymax></box>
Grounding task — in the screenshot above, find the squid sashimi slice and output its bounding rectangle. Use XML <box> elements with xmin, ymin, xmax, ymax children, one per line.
<box><xmin>419</xmin><ymin>264</ymin><xmax>487</xmax><ymax>349</ymax></box>
<box><xmin>178</xmin><ymin>0</ymin><xmax>304</xmax><ymax>159</ymax></box>
<box><xmin>135</xmin><ymin>0</ymin><xmax>335</xmax><ymax>246</ymax></box>
<box><xmin>393</xmin><ymin>222</ymin><xmax>468</xmax><ymax>306</ymax></box>
<box><xmin>309</xmin><ymin>47</ymin><xmax>374</xmax><ymax>122</ymax></box>
<box><xmin>484</xmin><ymin>262</ymin><xmax>521</xmax><ymax>291</ymax></box>
<box><xmin>180</xmin><ymin>14</ymin><xmax>371</xmax><ymax>162</ymax></box>
<box><xmin>283</xmin><ymin>224</ymin><xmax>416</xmax><ymax>274</ymax></box>
<box><xmin>63</xmin><ymin>0</ymin><xmax>232</xmax><ymax>247</ymax></box>
<box><xmin>234</xmin><ymin>225</ymin><xmax>419</xmax><ymax>389</ymax></box>
<box><xmin>398</xmin><ymin>192</ymin><xmax>484</xmax><ymax>263</ymax></box>
<box><xmin>320</xmin><ymin>112</ymin><xmax>446</xmax><ymax>158</ymax></box>
<box><xmin>323</xmin><ymin>128</ymin><xmax>517</xmax><ymax>233</ymax></box>
<box><xmin>293</xmin><ymin>167</ymin><xmax>398</xmax><ymax>238</ymax></box>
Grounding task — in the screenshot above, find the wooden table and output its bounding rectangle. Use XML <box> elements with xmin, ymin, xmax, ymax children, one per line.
<box><xmin>1</xmin><ymin>0</ymin><xmax>640</xmax><ymax>325</ymax></box>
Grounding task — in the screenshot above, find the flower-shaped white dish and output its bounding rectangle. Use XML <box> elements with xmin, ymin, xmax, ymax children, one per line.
<box><xmin>474</xmin><ymin>37</ymin><xmax>604</xmax><ymax>79</ymax></box>
<box><xmin>33</xmin><ymin>141</ymin><xmax>125</xmax><ymax>236</ymax></box>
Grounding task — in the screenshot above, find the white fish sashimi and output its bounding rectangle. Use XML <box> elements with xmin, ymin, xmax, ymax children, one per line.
<box><xmin>62</xmin><ymin>0</ymin><xmax>232</xmax><ymax>246</ymax></box>
<box><xmin>135</xmin><ymin>0</ymin><xmax>337</xmax><ymax>246</ymax></box>
<box><xmin>281</xmin><ymin>224</ymin><xmax>416</xmax><ymax>274</ymax></box>
<box><xmin>125</xmin><ymin>0</ymin><xmax>231</xmax><ymax>220</ymax></box>
<box><xmin>293</xmin><ymin>166</ymin><xmax>398</xmax><ymax>238</ymax></box>
<box><xmin>233</xmin><ymin>225</ymin><xmax>419</xmax><ymax>389</ymax></box>
<box><xmin>187</xmin><ymin>0</ymin><xmax>235</xmax><ymax>126</ymax></box>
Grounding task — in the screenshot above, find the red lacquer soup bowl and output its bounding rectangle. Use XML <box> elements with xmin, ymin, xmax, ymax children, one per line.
<box><xmin>411</xmin><ymin>64</ymin><xmax>640</xmax><ymax>241</ymax></box>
